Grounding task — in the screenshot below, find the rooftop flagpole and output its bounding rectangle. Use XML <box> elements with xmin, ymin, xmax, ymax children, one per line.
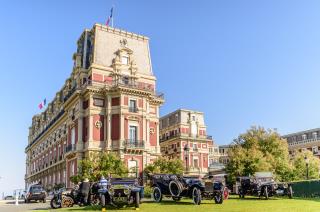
<box><xmin>111</xmin><ymin>5</ymin><xmax>114</xmax><ymax>28</ymax></box>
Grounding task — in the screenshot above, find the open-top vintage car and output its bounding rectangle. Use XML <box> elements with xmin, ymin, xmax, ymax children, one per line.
<box><xmin>151</xmin><ymin>174</ymin><xmax>227</xmax><ymax>205</ymax></box>
<box><xmin>202</xmin><ymin>175</ymin><xmax>229</xmax><ymax>203</ymax></box>
<box><xmin>99</xmin><ymin>178</ymin><xmax>143</xmax><ymax>209</ymax></box>
<box><xmin>236</xmin><ymin>172</ymin><xmax>293</xmax><ymax>199</ymax></box>
<box><xmin>151</xmin><ymin>174</ymin><xmax>203</xmax><ymax>205</ymax></box>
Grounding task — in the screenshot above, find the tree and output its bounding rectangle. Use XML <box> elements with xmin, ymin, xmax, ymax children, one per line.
<box><xmin>70</xmin><ymin>152</ymin><xmax>128</xmax><ymax>183</ymax></box>
<box><xmin>144</xmin><ymin>157</ymin><xmax>184</xmax><ymax>176</ymax></box>
<box><xmin>226</xmin><ymin>126</ymin><xmax>293</xmax><ymax>183</ymax></box>
<box><xmin>291</xmin><ymin>151</ymin><xmax>320</xmax><ymax>180</ymax></box>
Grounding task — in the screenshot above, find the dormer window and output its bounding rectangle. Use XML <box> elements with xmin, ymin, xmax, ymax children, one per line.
<box><xmin>121</xmin><ymin>56</ymin><xmax>129</xmax><ymax>65</ymax></box>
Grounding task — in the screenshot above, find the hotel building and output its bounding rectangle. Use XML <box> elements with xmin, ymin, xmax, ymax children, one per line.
<box><xmin>159</xmin><ymin>109</ymin><xmax>213</xmax><ymax>176</ymax></box>
<box><xmin>25</xmin><ymin>24</ymin><xmax>164</xmax><ymax>189</ymax></box>
<box><xmin>282</xmin><ymin>128</ymin><xmax>320</xmax><ymax>158</ymax></box>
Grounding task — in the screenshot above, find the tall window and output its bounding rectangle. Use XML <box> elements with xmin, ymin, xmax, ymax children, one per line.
<box><xmin>193</xmin><ymin>158</ymin><xmax>199</xmax><ymax>168</ymax></box>
<box><xmin>71</xmin><ymin>127</ymin><xmax>75</xmax><ymax>145</ymax></box>
<box><xmin>129</xmin><ymin>100</ymin><xmax>137</xmax><ymax>112</ymax></box>
<box><xmin>129</xmin><ymin>126</ymin><xmax>137</xmax><ymax>142</ymax></box>
<box><xmin>129</xmin><ymin>100</ymin><xmax>136</xmax><ymax>109</ymax></box>
<box><xmin>121</xmin><ymin>56</ymin><xmax>129</xmax><ymax>65</ymax></box>
<box><xmin>71</xmin><ymin>161</ymin><xmax>75</xmax><ymax>176</ymax></box>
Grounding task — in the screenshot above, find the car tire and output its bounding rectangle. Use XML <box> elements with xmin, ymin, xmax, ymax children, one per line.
<box><xmin>153</xmin><ymin>186</ymin><xmax>162</xmax><ymax>203</ymax></box>
<box><xmin>214</xmin><ymin>192</ymin><xmax>223</xmax><ymax>204</ymax></box>
<box><xmin>135</xmin><ymin>192</ymin><xmax>140</xmax><ymax>208</ymax></box>
<box><xmin>192</xmin><ymin>187</ymin><xmax>201</xmax><ymax>205</ymax></box>
<box><xmin>61</xmin><ymin>196</ymin><xmax>74</xmax><ymax>208</ymax></box>
<box><xmin>169</xmin><ymin>180</ymin><xmax>183</xmax><ymax>197</ymax></box>
<box><xmin>50</xmin><ymin>198</ymin><xmax>61</xmax><ymax>209</ymax></box>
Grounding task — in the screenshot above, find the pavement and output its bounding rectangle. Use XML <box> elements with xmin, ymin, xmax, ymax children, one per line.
<box><xmin>0</xmin><ymin>200</ymin><xmax>51</xmax><ymax>212</ymax></box>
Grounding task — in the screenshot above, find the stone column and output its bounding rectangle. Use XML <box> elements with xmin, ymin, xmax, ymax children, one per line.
<box><xmin>107</xmin><ymin>96</ymin><xmax>112</xmax><ymax>149</ymax></box>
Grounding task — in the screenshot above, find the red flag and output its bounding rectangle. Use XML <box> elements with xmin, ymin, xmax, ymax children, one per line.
<box><xmin>38</xmin><ymin>103</ymin><xmax>43</xmax><ymax>109</ymax></box>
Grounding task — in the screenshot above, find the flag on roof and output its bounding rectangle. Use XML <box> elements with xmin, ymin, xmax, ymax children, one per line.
<box><xmin>38</xmin><ymin>98</ymin><xmax>46</xmax><ymax>110</ymax></box>
<box><xmin>106</xmin><ymin>7</ymin><xmax>113</xmax><ymax>26</ymax></box>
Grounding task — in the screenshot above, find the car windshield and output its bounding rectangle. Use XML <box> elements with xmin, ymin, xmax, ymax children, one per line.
<box><xmin>30</xmin><ymin>186</ymin><xmax>43</xmax><ymax>192</ymax></box>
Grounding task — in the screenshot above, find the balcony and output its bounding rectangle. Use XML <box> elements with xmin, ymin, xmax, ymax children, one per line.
<box><xmin>123</xmin><ymin>140</ymin><xmax>144</xmax><ymax>149</ymax></box>
<box><xmin>288</xmin><ymin>137</ymin><xmax>320</xmax><ymax>146</ymax></box>
<box><xmin>65</xmin><ymin>144</ymin><xmax>76</xmax><ymax>153</ymax></box>
<box><xmin>129</xmin><ymin>107</ymin><xmax>138</xmax><ymax>113</ymax></box>
<box><xmin>88</xmin><ymin>79</ymin><xmax>164</xmax><ymax>100</ymax></box>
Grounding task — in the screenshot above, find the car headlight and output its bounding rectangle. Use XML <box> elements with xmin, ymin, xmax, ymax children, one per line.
<box><xmin>124</xmin><ymin>189</ymin><xmax>130</xmax><ymax>195</ymax></box>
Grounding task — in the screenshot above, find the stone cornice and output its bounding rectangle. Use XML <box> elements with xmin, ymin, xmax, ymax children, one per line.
<box><xmin>94</xmin><ymin>24</ymin><xmax>149</xmax><ymax>41</ymax></box>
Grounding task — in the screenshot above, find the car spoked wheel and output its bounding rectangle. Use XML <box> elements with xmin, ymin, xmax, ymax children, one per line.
<box><xmin>153</xmin><ymin>186</ymin><xmax>162</xmax><ymax>203</ymax></box>
<box><xmin>214</xmin><ymin>192</ymin><xmax>223</xmax><ymax>204</ymax></box>
<box><xmin>61</xmin><ymin>196</ymin><xmax>74</xmax><ymax>208</ymax></box>
<box><xmin>50</xmin><ymin>198</ymin><xmax>61</xmax><ymax>209</ymax></box>
<box><xmin>192</xmin><ymin>187</ymin><xmax>201</xmax><ymax>205</ymax></box>
<box><xmin>91</xmin><ymin>195</ymin><xmax>100</xmax><ymax>205</ymax></box>
<box><xmin>169</xmin><ymin>181</ymin><xmax>183</xmax><ymax>197</ymax></box>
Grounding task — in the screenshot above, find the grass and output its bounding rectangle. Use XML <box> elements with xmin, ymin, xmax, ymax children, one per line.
<box><xmin>40</xmin><ymin>196</ymin><xmax>320</xmax><ymax>212</ymax></box>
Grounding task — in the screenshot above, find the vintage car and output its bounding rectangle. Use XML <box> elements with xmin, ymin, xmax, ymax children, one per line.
<box><xmin>236</xmin><ymin>172</ymin><xmax>293</xmax><ymax>199</ymax></box>
<box><xmin>151</xmin><ymin>174</ymin><xmax>226</xmax><ymax>205</ymax></box>
<box><xmin>50</xmin><ymin>183</ymin><xmax>100</xmax><ymax>209</ymax></box>
<box><xmin>202</xmin><ymin>174</ymin><xmax>229</xmax><ymax>202</ymax></box>
<box><xmin>151</xmin><ymin>174</ymin><xmax>203</xmax><ymax>205</ymax></box>
<box><xmin>99</xmin><ymin>178</ymin><xmax>143</xmax><ymax>209</ymax></box>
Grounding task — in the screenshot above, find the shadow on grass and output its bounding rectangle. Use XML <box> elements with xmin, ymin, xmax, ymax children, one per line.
<box><xmin>142</xmin><ymin>200</ymin><xmax>212</xmax><ymax>205</ymax></box>
<box><xmin>228</xmin><ymin>195</ymin><xmax>320</xmax><ymax>203</ymax></box>
<box><xmin>64</xmin><ymin>205</ymin><xmax>140</xmax><ymax>211</ymax></box>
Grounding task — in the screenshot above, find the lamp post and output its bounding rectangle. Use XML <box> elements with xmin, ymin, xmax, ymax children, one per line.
<box><xmin>184</xmin><ymin>144</ymin><xmax>190</xmax><ymax>173</ymax></box>
<box><xmin>304</xmin><ymin>156</ymin><xmax>309</xmax><ymax>180</ymax></box>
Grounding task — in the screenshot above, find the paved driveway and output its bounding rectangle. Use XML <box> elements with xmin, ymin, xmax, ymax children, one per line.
<box><xmin>0</xmin><ymin>200</ymin><xmax>50</xmax><ymax>211</ymax></box>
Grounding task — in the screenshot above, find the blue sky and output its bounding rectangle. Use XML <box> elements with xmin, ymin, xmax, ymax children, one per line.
<box><xmin>1</xmin><ymin>0</ymin><xmax>320</xmax><ymax>195</ymax></box>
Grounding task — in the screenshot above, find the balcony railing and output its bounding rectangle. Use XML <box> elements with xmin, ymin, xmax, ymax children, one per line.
<box><xmin>87</xmin><ymin>79</ymin><xmax>164</xmax><ymax>100</ymax></box>
<box><xmin>65</xmin><ymin>144</ymin><xmax>76</xmax><ymax>153</ymax></box>
<box><xmin>160</xmin><ymin>133</ymin><xmax>212</xmax><ymax>142</ymax></box>
<box><xmin>129</xmin><ymin>107</ymin><xmax>138</xmax><ymax>113</ymax></box>
<box><xmin>26</xmin><ymin>109</ymin><xmax>65</xmax><ymax>150</ymax></box>
<box><xmin>288</xmin><ymin>137</ymin><xmax>320</xmax><ymax>146</ymax></box>
<box><xmin>123</xmin><ymin>140</ymin><xmax>144</xmax><ymax>149</ymax></box>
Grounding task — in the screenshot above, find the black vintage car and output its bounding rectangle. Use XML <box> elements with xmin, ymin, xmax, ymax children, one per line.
<box><xmin>50</xmin><ymin>183</ymin><xmax>100</xmax><ymax>209</ymax></box>
<box><xmin>236</xmin><ymin>173</ymin><xmax>293</xmax><ymax>199</ymax></box>
<box><xmin>99</xmin><ymin>178</ymin><xmax>143</xmax><ymax>209</ymax></box>
<box><xmin>202</xmin><ymin>175</ymin><xmax>229</xmax><ymax>203</ymax></box>
<box><xmin>151</xmin><ymin>174</ymin><xmax>203</xmax><ymax>205</ymax></box>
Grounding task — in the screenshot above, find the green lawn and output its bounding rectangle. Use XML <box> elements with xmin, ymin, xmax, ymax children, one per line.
<box><xmin>44</xmin><ymin>196</ymin><xmax>320</xmax><ymax>212</ymax></box>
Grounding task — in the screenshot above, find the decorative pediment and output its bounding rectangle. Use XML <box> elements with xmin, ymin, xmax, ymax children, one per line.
<box><xmin>111</xmin><ymin>39</ymin><xmax>138</xmax><ymax>77</ymax></box>
<box><xmin>126</xmin><ymin>115</ymin><xmax>140</xmax><ymax>122</ymax></box>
